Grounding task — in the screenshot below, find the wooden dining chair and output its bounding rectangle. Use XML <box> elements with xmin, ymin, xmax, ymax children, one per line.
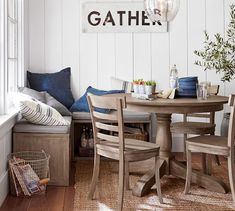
<box><xmin>171</xmin><ymin>85</ymin><xmax>220</xmax><ymax>172</ymax></box>
<box><xmin>184</xmin><ymin>94</ymin><xmax>235</xmax><ymax>205</ymax></box>
<box><xmin>87</xmin><ymin>95</ymin><xmax>163</xmax><ymax>211</ymax></box>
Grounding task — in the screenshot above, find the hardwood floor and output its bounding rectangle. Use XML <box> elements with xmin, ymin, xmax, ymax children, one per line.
<box><xmin>0</xmin><ymin>153</ymin><xmax>224</xmax><ymax>211</ymax></box>
<box><xmin>0</xmin><ymin>162</ymin><xmax>76</xmax><ymax>211</ymax></box>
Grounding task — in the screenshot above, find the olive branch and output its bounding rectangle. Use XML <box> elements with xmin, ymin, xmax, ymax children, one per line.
<box><xmin>194</xmin><ymin>4</ymin><xmax>235</xmax><ymax>82</ymax></box>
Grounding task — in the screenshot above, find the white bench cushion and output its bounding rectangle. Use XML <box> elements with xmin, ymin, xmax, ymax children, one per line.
<box><xmin>72</xmin><ymin>111</ymin><xmax>151</xmax><ymax>122</ymax></box>
<box><xmin>13</xmin><ymin>116</ymin><xmax>72</xmax><ymax>134</ymax></box>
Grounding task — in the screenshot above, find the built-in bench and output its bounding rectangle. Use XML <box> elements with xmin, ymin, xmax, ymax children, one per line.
<box><xmin>13</xmin><ymin>111</ymin><xmax>154</xmax><ymax>186</ymax></box>
<box><xmin>13</xmin><ymin>116</ymin><xmax>72</xmax><ymax>186</ymax></box>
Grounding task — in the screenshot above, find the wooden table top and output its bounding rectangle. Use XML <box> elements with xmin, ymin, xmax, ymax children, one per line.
<box><xmin>126</xmin><ymin>95</ymin><xmax>228</xmax><ymax>107</ymax></box>
<box><xmin>124</xmin><ymin>94</ymin><xmax>229</xmax><ymax>114</ymax></box>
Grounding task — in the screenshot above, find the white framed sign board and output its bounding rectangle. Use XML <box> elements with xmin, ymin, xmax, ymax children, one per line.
<box><xmin>82</xmin><ymin>2</ymin><xmax>168</xmax><ymax>33</ymax></box>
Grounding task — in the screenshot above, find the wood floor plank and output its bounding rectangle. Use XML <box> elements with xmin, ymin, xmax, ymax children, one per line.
<box><xmin>27</xmin><ymin>191</ymin><xmax>51</xmax><ymax>211</ymax></box>
<box><xmin>0</xmin><ymin>195</ymin><xmax>31</xmax><ymax>211</ymax></box>
<box><xmin>63</xmin><ymin>187</ymin><xmax>75</xmax><ymax>211</ymax></box>
<box><xmin>36</xmin><ymin>187</ymin><xmax>65</xmax><ymax>211</ymax></box>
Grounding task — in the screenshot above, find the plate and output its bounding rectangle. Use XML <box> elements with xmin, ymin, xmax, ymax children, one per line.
<box><xmin>178</xmin><ymin>77</ymin><xmax>198</xmax><ymax>82</ymax></box>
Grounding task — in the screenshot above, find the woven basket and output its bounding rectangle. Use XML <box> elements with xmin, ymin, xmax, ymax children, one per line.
<box><xmin>8</xmin><ymin>151</ymin><xmax>50</xmax><ymax>196</ymax></box>
<box><xmin>124</xmin><ymin>132</ymin><xmax>148</xmax><ymax>141</ymax></box>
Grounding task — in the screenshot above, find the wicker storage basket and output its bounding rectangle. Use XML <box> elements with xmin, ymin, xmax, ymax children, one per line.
<box><xmin>8</xmin><ymin>151</ymin><xmax>50</xmax><ymax>196</ymax></box>
<box><xmin>124</xmin><ymin>131</ymin><xmax>148</xmax><ymax>141</ymax></box>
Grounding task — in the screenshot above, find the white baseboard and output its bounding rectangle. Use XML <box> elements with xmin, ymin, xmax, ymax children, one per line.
<box><xmin>0</xmin><ymin>171</ymin><xmax>9</xmax><ymax>206</ymax></box>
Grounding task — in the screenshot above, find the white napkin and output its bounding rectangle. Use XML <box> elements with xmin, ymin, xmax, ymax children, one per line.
<box><xmin>157</xmin><ymin>88</ymin><xmax>176</xmax><ymax>99</ymax></box>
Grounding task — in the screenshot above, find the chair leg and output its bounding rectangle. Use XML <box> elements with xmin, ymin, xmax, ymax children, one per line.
<box><xmin>214</xmin><ymin>155</ymin><xmax>221</xmax><ymax>166</ymax></box>
<box><xmin>202</xmin><ymin>153</ymin><xmax>206</xmax><ymax>173</ymax></box>
<box><xmin>118</xmin><ymin>159</ymin><xmax>125</xmax><ymax>211</ymax></box>
<box><xmin>202</xmin><ymin>154</ymin><xmax>212</xmax><ymax>175</ymax></box>
<box><xmin>88</xmin><ymin>153</ymin><xmax>100</xmax><ymax>200</ymax></box>
<box><xmin>155</xmin><ymin>156</ymin><xmax>163</xmax><ymax>204</ymax></box>
<box><xmin>125</xmin><ymin>161</ymin><xmax>129</xmax><ymax>190</ymax></box>
<box><xmin>183</xmin><ymin>133</ymin><xmax>187</xmax><ymax>160</ymax></box>
<box><xmin>210</xmin><ymin>131</ymin><xmax>221</xmax><ymax>166</ymax></box>
<box><xmin>228</xmin><ymin>153</ymin><xmax>235</xmax><ymax>205</ymax></box>
<box><xmin>184</xmin><ymin>148</ymin><xmax>192</xmax><ymax>194</ymax></box>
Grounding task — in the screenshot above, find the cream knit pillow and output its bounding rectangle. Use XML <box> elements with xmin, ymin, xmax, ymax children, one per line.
<box><xmin>20</xmin><ymin>99</ymin><xmax>69</xmax><ymax>126</ymax></box>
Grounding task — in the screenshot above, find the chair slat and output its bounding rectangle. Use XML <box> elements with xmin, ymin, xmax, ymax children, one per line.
<box><xmin>88</xmin><ymin>95</ymin><xmax>126</xmax><ymax>110</ymax></box>
<box><xmin>95</xmin><ymin>122</ymin><xmax>119</xmax><ymax>132</ymax></box>
<box><xmin>93</xmin><ymin>111</ymin><xmax>118</xmax><ymax>121</ymax></box>
<box><xmin>229</xmin><ymin>94</ymin><xmax>235</xmax><ymax>106</ymax></box>
<box><xmin>97</xmin><ymin>132</ymin><xmax>119</xmax><ymax>143</ymax></box>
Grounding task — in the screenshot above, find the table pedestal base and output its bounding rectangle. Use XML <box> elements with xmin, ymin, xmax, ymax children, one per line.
<box><xmin>132</xmin><ymin>158</ymin><xmax>229</xmax><ymax>197</ymax></box>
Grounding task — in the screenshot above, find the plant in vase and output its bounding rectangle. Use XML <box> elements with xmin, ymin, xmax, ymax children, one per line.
<box><xmin>133</xmin><ymin>79</ymin><xmax>145</xmax><ymax>94</ymax></box>
<box><xmin>138</xmin><ymin>79</ymin><xmax>145</xmax><ymax>94</ymax></box>
<box><xmin>145</xmin><ymin>80</ymin><xmax>157</xmax><ymax>95</ymax></box>
<box><xmin>133</xmin><ymin>79</ymin><xmax>140</xmax><ymax>93</ymax></box>
<box><xmin>194</xmin><ymin>4</ymin><xmax>235</xmax><ymax>136</ymax></box>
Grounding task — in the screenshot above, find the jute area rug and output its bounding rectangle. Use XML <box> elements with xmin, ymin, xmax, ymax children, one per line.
<box><xmin>74</xmin><ymin>159</ymin><xmax>234</xmax><ymax>211</ymax></box>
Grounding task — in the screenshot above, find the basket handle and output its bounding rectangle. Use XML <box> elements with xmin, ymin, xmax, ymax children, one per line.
<box><xmin>41</xmin><ymin>150</ymin><xmax>51</xmax><ymax>179</ymax></box>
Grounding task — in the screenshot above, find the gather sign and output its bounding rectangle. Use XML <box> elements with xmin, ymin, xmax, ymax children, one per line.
<box><xmin>82</xmin><ymin>2</ymin><xmax>167</xmax><ymax>33</ymax></box>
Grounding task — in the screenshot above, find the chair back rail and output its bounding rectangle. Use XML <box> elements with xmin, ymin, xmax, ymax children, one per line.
<box><xmin>87</xmin><ymin>95</ymin><xmax>126</xmax><ymax>152</ymax></box>
<box><xmin>228</xmin><ymin>94</ymin><xmax>235</xmax><ymax>148</ymax></box>
<box><xmin>88</xmin><ymin>94</ymin><xmax>127</xmax><ymax>110</ymax></box>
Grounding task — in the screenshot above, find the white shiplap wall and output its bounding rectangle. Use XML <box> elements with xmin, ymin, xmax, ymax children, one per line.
<box><xmin>0</xmin><ymin>131</ymin><xmax>11</xmax><ymax>206</ymax></box>
<box><xmin>27</xmin><ymin>0</ymin><xmax>235</xmax><ymax>150</ymax></box>
<box><xmin>0</xmin><ymin>115</ymin><xmax>16</xmax><ymax>206</ymax></box>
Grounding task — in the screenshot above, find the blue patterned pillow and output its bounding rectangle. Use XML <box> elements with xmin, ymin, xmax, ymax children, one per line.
<box><xmin>27</xmin><ymin>68</ymin><xmax>74</xmax><ymax>109</ymax></box>
<box><xmin>70</xmin><ymin>86</ymin><xmax>125</xmax><ymax>113</ymax></box>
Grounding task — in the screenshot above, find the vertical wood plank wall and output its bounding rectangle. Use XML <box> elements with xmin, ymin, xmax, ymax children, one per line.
<box><xmin>0</xmin><ymin>129</ymin><xmax>13</xmax><ymax>205</ymax></box>
<box><xmin>27</xmin><ymin>0</ymin><xmax>235</xmax><ymax>150</ymax></box>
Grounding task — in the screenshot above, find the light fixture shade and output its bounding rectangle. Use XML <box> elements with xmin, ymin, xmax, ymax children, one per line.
<box><xmin>144</xmin><ymin>0</ymin><xmax>180</xmax><ymax>22</ymax></box>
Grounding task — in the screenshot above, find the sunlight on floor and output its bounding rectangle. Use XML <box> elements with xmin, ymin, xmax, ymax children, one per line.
<box><xmin>98</xmin><ymin>202</ymin><xmax>114</xmax><ymax>211</ymax></box>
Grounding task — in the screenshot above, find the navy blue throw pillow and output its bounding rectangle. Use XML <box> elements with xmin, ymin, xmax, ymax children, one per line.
<box><xmin>70</xmin><ymin>86</ymin><xmax>125</xmax><ymax>113</ymax></box>
<box><xmin>27</xmin><ymin>68</ymin><xmax>74</xmax><ymax>109</ymax></box>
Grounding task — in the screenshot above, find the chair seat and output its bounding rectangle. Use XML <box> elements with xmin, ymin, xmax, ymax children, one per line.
<box><xmin>171</xmin><ymin>121</ymin><xmax>216</xmax><ymax>134</ymax></box>
<box><xmin>96</xmin><ymin>139</ymin><xmax>160</xmax><ymax>162</ymax></box>
<box><xmin>186</xmin><ymin>135</ymin><xmax>229</xmax><ymax>156</ymax></box>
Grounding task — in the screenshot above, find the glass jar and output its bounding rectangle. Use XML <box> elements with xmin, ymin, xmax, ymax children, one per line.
<box><xmin>81</xmin><ymin>127</ymin><xmax>88</xmax><ymax>148</ymax></box>
<box><xmin>169</xmin><ymin>64</ymin><xmax>178</xmax><ymax>89</ymax></box>
<box><xmin>88</xmin><ymin>128</ymin><xmax>94</xmax><ymax>148</ymax></box>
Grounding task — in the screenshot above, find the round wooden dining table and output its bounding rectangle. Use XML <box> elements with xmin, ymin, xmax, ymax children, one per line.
<box><xmin>125</xmin><ymin>94</ymin><xmax>229</xmax><ymax>197</ymax></box>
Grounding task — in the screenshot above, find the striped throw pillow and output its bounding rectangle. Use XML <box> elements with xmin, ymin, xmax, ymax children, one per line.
<box><xmin>20</xmin><ymin>99</ymin><xmax>69</xmax><ymax>126</ymax></box>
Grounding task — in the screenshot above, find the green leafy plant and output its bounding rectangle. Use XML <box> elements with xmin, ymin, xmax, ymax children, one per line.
<box><xmin>145</xmin><ymin>80</ymin><xmax>157</xmax><ymax>86</ymax></box>
<box><xmin>194</xmin><ymin>4</ymin><xmax>235</xmax><ymax>82</ymax></box>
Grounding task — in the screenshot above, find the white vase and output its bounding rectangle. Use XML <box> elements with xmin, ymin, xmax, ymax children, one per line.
<box><xmin>139</xmin><ymin>85</ymin><xmax>145</xmax><ymax>94</ymax></box>
<box><xmin>152</xmin><ymin>85</ymin><xmax>156</xmax><ymax>94</ymax></box>
<box><xmin>133</xmin><ymin>84</ymin><xmax>139</xmax><ymax>94</ymax></box>
<box><xmin>145</xmin><ymin>85</ymin><xmax>153</xmax><ymax>95</ymax></box>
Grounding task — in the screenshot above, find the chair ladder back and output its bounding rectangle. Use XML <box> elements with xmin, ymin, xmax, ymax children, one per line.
<box><xmin>209</xmin><ymin>85</ymin><xmax>220</xmax><ymax>95</ymax></box>
<box><xmin>185</xmin><ymin>85</ymin><xmax>220</xmax><ymax>123</ymax></box>
<box><xmin>208</xmin><ymin>85</ymin><xmax>220</xmax><ymax>125</ymax></box>
<box><xmin>228</xmin><ymin>94</ymin><xmax>235</xmax><ymax>148</ymax></box>
<box><xmin>209</xmin><ymin>112</ymin><xmax>215</xmax><ymax>125</ymax></box>
<box><xmin>87</xmin><ymin>95</ymin><xmax>126</xmax><ymax>152</ymax></box>
<box><xmin>117</xmin><ymin>98</ymin><xmax>125</xmax><ymax>153</ymax></box>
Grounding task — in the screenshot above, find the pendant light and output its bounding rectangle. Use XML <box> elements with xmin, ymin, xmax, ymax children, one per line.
<box><xmin>145</xmin><ymin>0</ymin><xmax>180</xmax><ymax>22</ymax></box>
